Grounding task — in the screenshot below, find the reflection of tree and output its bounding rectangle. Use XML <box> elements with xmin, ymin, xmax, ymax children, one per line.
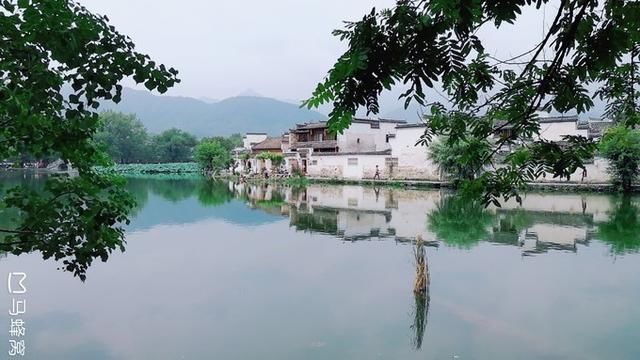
<box><xmin>290</xmin><ymin>207</ymin><xmax>338</xmax><ymax>234</ymax></box>
<box><xmin>597</xmin><ymin>197</ymin><xmax>640</xmax><ymax>255</ymax></box>
<box><xmin>123</xmin><ymin>178</ymin><xmax>150</xmax><ymax>216</ymax></box>
<box><xmin>428</xmin><ymin>195</ymin><xmax>493</xmax><ymax>248</ymax></box>
<box><xmin>411</xmin><ymin>236</ymin><xmax>430</xmax><ymax>350</ymax></box>
<box><xmin>252</xmin><ymin>190</ymin><xmax>287</xmax><ymax>215</ymax></box>
<box><xmin>196</xmin><ymin>181</ymin><xmax>234</xmax><ymax>206</ymax></box>
<box><xmin>148</xmin><ymin>178</ymin><xmax>199</xmax><ymax>202</ymax></box>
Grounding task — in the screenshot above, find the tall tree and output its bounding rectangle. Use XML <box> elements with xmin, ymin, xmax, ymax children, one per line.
<box><xmin>194</xmin><ymin>139</ymin><xmax>231</xmax><ymax>174</ymax></box>
<box><xmin>305</xmin><ymin>0</ymin><xmax>640</xmax><ymax>205</ymax></box>
<box><xmin>201</xmin><ymin>133</ymin><xmax>243</xmax><ymax>152</ymax></box>
<box><xmin>0</xmin><ymin>0</ymin><xmax>179</xmax><ymax>279</ymax></box>
<box><xmin>152</xmin><ymin>128</ymin><xmax>198</xmax><ymax>163</ymax></box>
<box><xmin>95</xmin><ymin>111</ymin><xmax>151</xmax><ymax>164</ymax></box>
<box><xmin>599</xmin><ymin>125</ymin><xmax>640</xmax><ymax>191</ymax></box>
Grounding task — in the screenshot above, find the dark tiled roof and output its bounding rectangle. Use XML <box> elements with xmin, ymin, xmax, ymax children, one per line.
<box><xmin>252</xmin><ymin>137</ymin><xmax>282</xmax><ymax>150</ymax></box>
<box><xmin>377</xmin><ymin>118</ymin><xmax>407</xmax><ymax>123</ymax></box>
<box><xmin>538</xmin><ymin>115</ymin><xmax>579</xmax><ymax>123</ymax></box>
<box><xmin>244</xmin><ymin>132</ymin><xmax>267</xmax><ymax>136</ymax></box>
<box><xmin>494</xmin><ymin>115</ymin><xmax>579</xmax><ymax>130</ymax></box>
<box><xmin>352</xmin><ymin>117</ymin><xmax>406</xmax><ymax>124</ymax></box>
<box><xmin>292</xmin><ymin>122</ymin><xmax>328</xmax><ymax>131</ymax></box>
<box><xmin>587</xmin><ymin>120</ymin><xmax>614</xmax><ymax>138</ymax></box>
<box><xmin>396</xmin><ymin>123</ymin><xmax>427</xmax><ymax>129</ymax></box>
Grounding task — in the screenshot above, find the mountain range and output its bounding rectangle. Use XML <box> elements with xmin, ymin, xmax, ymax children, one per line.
<box><xmin>100</xmin><ymin>88</ymin><xmax>326</xmax><ymax>137</ymax></box>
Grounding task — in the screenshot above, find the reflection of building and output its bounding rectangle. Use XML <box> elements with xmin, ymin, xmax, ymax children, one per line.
<box><xmin>231</xmin><ymin>183</ymin><xmax>617</xmax><ymax>257</ymax></box>
<box><xmin>493</xmin><ymin>209</ymin><xmax>594</xmax><ymax>255</ymax></box>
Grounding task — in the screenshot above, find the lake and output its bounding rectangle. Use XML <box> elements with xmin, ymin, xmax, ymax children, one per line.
<box><xmin>1</xmin><ymin>172</ymin><xmax>640</xmax><ymax>359</ymax></box>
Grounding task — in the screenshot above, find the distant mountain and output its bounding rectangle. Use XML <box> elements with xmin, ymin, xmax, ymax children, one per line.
<box><xmin>100</xmin><ymin>88</ymin><xmax>326</xmax><ymax>137</ymax></box>
<box><xmin>198</xmin><ymin>96</ymin><xmax>219</xmax><ymax>104</ymax></box>
<box><xmin>237</xmin><ymin>88</ymin><xmax>263</xmax><ymax>97</ymax></box>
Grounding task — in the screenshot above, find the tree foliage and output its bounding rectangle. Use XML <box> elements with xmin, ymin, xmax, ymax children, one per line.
<box><xmin>599</xmin><ymin>125</ymin><xmax>640</xmax><ymax>191</ymax></box>
<box><xmin>202</xmin><ymin>133</ymin><xmax>242</xmax><ymax>152</ymax></box>
<box><xmin>95</xmin><ymin>111</ymin><xmax>151</xmax><ymax>164</ymax></box>
<box><xmin>151</xmin><ymin>128</ymin><xmax>197</xmax><ymax>163</ymax></box>
<box><xmin>194</xmin><ymin>140</ymin><xmax>231</xmax><ymax>173</ymax></box>
<box><xmin>0</xmin><ymin>0</ymin><xmax>179</xmax><ymax>279</ymax></box>
<box><xmin>305</xmin><ymin>0</ymin><xmax>640</xmax><ymax>204</ymax></box>
<box><xmin>429</xmin><ymin>136</ymin><xmax>491</xmax><ymax>181</ymax></box>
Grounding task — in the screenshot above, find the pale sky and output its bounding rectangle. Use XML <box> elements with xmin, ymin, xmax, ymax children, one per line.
<box><xmin>79</xmin><ymin>0</ymin><xmax>566</xmax><ymax>114</ymax></box>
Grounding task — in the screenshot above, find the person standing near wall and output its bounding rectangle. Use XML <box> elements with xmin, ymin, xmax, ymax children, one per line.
<box><xmin>374</xmin><ymin>165</ymin><xmax>381</xmax><ymax>180</ymax></box>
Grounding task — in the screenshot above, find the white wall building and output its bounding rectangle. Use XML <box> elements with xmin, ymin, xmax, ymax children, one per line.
<box><xmin>242</xmin><ymin>133</ymin><xmax>268</xmax><ymax>149</ymax></box>
<box><xmin>240</xmin><ymin>113</ymin><xmax>613</xmax><ymax>182</ymax></box>
<box><xmin>535</xmin><ymin>115</ymin><xmax>588</xmax><ymax>142</ymax></box>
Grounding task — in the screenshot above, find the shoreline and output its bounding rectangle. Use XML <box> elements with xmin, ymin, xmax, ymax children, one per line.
<box><xmin>8</xmin><ymin>167</ymin><xmax>628</xmax><ymax>193</ymax></box>
<box><xmin>215</xmin><ymin>174</ymin><xmax>635</xmax><ymax>193</ymax></box>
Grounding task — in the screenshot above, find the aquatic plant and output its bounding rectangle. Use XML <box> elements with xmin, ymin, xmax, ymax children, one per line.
<box><xmin>97</xmin><ymin>162</ymin><xmax>200</xmax><ymax>175</ymax></box>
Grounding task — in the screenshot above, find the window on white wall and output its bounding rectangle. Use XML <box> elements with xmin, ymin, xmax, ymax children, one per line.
<box><xmin>348</xmin><ymin>158</ymin><xmax>358</xmax><ymax>166</ymax></box>
<box><xmin>311</xmin><ymin>160</ymin><xmax>318</xmax><ymax>165</ymax></box>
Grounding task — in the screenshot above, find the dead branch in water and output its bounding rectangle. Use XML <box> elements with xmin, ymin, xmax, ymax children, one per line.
<box><xmin>411</xmin><ymin>235</ymin><xmax>431</xmax><ymax>350</ymax></box>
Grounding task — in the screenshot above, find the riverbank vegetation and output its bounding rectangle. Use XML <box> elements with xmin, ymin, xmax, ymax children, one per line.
<box><xmin>600</xmin><ymin>126</ymin><xmax>640</xmax><ymax>192</ymax></box>
<box><xmin>0</xmin><ymin>0</ymin><xmax>181</xmax><ymax>279</ymax></box>
<box><xmin>95</xmin><ymin>111</ymin><xmax>241</xmax><ymax>165</ymax></box>
<box><xmin>194</xmin><ymin>140</ymin><xmax>232</xmax><ymax>175</ymax></box>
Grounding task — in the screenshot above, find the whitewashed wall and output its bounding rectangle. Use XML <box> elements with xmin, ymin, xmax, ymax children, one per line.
<box><xmin>338</xmin><ymin>122</ymin><xmax>397</xmax><ymax>153</ymax></box>
<box><xmin>537</xmin><ymin>122</ymin><xmax>588</xmax><ymax>142</ymax></box>
<box><xmin>243</xmin><ymin>134</ymin><xmax>267</xmax><ymax>149</ymax></box>
<box><xmin>521</xmin><ymin>157</ymin><xmax>610</xmax><ymax>184</ymax></box>
<box><xmin>389</xmin><ymin>126</ymin><xmax>441</xmax><ymax>180</ymax></box>
<box><xmin>307</xmin><ymin>153</ymin><xmax>387</xmax><ymax>180</ymax></box>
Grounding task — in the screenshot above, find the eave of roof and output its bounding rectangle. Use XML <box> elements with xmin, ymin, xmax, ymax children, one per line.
<box><xmin>396</xmin><ymin>123</ymin><xmax>427</xmax><ymax>129</ymax></box>
<box><xmin>252</xmin><ymin>137</ymin><xmax>283</xmax><ymax>150</ymax></box>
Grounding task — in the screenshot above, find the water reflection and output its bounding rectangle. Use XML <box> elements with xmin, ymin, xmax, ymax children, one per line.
<box><xmin>2</xmin><ymin>175</ymin><xmax>640</xmax><ymax>358</ymax></box>
<box><xmin>202</xmin><ymin>181</ymin><xmax>640</xmax><ymax>259</ymax></box>
<box><xmin>410</xmin><ymin>236</ymin><xmax>430</xmax><ymax>350</ymax></box>
<box><xmin>597</xmin><ymin>197</ymin><xmax>640</xmax><ymax>255</ymax></box>
<box><xmin>222</xmin><ymin>182</ymin><xmax>640</xmax><ymax>257</ymax></box>
<box><xmin>428</xmin><ymin>195</ymin><xmax>493</xmax><ymax>249</ymax></box>
<box><xmin>3</xmin><ymin>172</ymin><xmax>640</xmax><ymax>275</ymax></box>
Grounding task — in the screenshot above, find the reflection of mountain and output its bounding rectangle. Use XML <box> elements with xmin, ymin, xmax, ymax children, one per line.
<box><xmin>126</xmin><ymin>195</ymin><xmax>283</xmax><ymax>232</ymax></box>
<box><xmin>124</xmin><ymin>179</ymin><xmax>282</xmax><ymax>231</ymax></box>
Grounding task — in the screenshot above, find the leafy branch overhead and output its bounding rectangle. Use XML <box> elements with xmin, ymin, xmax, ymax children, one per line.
<box><xmin>305</xmin><ymin>0</ymin><xmax>640</xmax><ymax>203</ymax></box>
<box><xmin>0</xmin><ymin>0</ymin><xmax>179</xmax><ymax>280</ymax></box>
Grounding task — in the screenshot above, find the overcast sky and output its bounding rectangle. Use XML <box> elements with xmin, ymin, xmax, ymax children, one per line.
<box><xmin>79</xmin><ymin>1</ymin><xmax>567</xmax><ymax>116</ymax></box>
<box><xmin>80</xmin><ymin>0</ymin><xmax>401</xmax><ymax>101</ymax></box>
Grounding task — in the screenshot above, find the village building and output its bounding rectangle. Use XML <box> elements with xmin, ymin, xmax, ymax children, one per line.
<box><xmin>233</xmin><ymin>133</ymin><xmax>268</xmax><ymax>174</ymax></box>
<box><xmin>236</xmin><ymin>112</ymin><xmax>614</xmax><ymax>182</ymax></box>
<box><xmin>247</xmin><ymin>136</ymin><xmax>283</xmax><ymax>174</ymax></box>
<box><xmin>287</xmin><ymin>118</ymin><xmax>433</xmax><ymax>180</ymax></box>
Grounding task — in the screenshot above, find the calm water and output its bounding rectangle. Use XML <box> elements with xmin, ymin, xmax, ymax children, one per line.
<box><xmin>1</xmin><ymin>172</ymin><xmax>640</xmax><ymax>359</ymax></box>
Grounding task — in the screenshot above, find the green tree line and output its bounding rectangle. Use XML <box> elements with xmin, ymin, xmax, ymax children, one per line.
<box><xmin>95</xmin><ymin>110</ymin><xmax>241</xmax><ymax>165</ymax></box>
